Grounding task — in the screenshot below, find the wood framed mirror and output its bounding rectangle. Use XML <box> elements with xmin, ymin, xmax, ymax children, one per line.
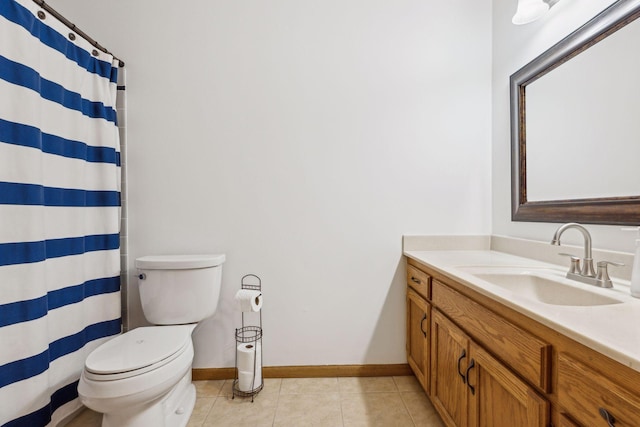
<box><xmin>510</xmin><ymin>0</ymin><xmax>640</xmax><ymax>225</ymax></box>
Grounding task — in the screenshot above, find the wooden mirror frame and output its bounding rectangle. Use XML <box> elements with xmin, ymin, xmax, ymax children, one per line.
<box><xmin>510</xmin><ymin>0</ymin><xmax>640</xmax><ymax>225</ymax></box>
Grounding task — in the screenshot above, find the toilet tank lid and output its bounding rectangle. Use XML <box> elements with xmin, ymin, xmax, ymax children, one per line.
<box><xmin>135</xmin><ymin>254</ymin><xmax>225</xmax><ymax>270</ymax></box>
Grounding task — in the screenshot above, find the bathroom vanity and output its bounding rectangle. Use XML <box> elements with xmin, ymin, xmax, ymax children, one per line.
<box><xmin>404</xmin><ymin>236</ymin><xmax>640</xmax><ymax>427</ymax></box>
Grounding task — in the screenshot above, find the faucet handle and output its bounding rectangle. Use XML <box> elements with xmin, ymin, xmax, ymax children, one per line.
<box><xmin>559</xmin><ymin>253</ymin><xmax>581</xmax><ymax>274</ymax></box>
<box><xmin>595</xmin><ymin>261</ymin><xmax>624</xmax><ymax>288</ymax></box>
<box><xmin>597</xmin><ymin>260</ymin><xmax>624</xmax><ymax>267</ymax></box>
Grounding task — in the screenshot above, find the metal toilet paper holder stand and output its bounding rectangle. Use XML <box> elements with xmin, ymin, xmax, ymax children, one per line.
<box><xmin>233</xmin><ymin>274</ymin><xmax>263</xmax><ymax>401</ymax></box>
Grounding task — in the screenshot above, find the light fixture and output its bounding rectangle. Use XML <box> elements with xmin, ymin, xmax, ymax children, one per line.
<box><xmin>512</xmin><ymin>0</ymin><xmax>550</xmax><ymax>25</ymax></box>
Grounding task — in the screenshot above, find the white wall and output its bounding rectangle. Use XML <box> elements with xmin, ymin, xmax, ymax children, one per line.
<box><xmin>491</xmin><ymin>0</ymin><xmax>637</xmax><ymax>253</ymax></box>
<box><xmin>48</xmin><ymin>0</ymin><xmax>492</xmax><ymax>367</ymax></box>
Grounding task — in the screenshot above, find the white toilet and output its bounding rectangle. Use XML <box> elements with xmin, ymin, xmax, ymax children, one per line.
<box><xmin>78</xmin><ymin>254</ymin><xmax>225</xmax><ymax>427</ymax></box>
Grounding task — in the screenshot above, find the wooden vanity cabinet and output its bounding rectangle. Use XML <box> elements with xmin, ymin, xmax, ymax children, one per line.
<box><xmin>431</xmin><ymin>309</ymin><xmax>549</xmax><ymax>427</ymax></box>
<box><xmin>406</xmin><ymin>258</ymin><xmax>640</xmax><ymax>427</ymax></box>
<box><xmin>407</xmin><ymin>260</ymin><xmax>549</xmax><ymax>427</ymax></box>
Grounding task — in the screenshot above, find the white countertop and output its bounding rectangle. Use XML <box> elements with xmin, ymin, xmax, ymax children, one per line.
<box><xmin>404</xmin><ymin>238</ymin><xmax>640</xmax><ymax>372</ymax></box>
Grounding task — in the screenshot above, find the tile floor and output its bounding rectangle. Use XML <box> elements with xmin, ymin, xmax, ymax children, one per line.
<box><xmin>66</xmin><ymin>376</ymin><xmax>445</xmax><ymax>427</ymax></box>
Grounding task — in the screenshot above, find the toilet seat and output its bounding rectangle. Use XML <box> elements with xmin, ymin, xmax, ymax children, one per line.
<box><xmin>84</xmin><ymin>325</ymin><xmax>193</xmax><ymax>381</ymax></box>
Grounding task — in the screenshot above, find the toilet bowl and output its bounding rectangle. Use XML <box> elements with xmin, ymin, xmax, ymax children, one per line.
<box><xmin>78</xmin><ymin>325</ymin><xmax>195</xmax><ymax>427</ymax></box>
<box><xmin>78</xmin><ymin>254</ymin><xmax>225</xmax><ymax>427</ymax></box>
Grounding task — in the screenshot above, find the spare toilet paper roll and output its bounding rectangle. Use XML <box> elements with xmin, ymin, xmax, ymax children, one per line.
<box><xmin>238</xmin><ymin>369</ymin><xmax>262</xmax><ymax>392</ymax></box>
<box><xmin>237</xmin><ymin>342</ymin><xmax>262</xmax><ymax>392</ymax></box>
<box><xmin>237</xmin><ymin>342</ymin><xmax>262</xmax><ymax>372</ymax></box>
<box><xmin>234</xmin><ymin>289</ymin><xmax>263</xmax><ymax>312</ymax></box>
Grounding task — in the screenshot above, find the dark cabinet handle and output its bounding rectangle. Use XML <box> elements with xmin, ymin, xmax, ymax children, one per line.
<box><xmin>410</xmin><ymin>276</ymin><xmax>421</xmax><ymax>284</ymax></box>
<box><xmin>465</xmin><ymin>359</ymin><xmax>476</xmax><ymax>395</ymax></box>
<box><xmin>457</xmin><ymin>349</ymin><xmax>467</xmax><ymax>383</ymax></box>
<box><xmin>420</xmin><ymin>314</ymin><xmax>427</xmax><ymax>338</ymax></box>
<box><xmin>599</xmin><ymin>408</ymin><xmax>615</xmax><ymax>426</ymax></box>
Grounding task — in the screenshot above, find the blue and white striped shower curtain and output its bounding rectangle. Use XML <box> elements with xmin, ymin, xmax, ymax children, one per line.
<box><xmin>0</xmin><ymin>0</ymin><xmax>122</xmax><ymax>425</ymax></box>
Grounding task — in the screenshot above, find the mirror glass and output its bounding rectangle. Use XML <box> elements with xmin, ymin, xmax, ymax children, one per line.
<box><xmin>526</xmin><ymin>18</ymin><xmax>640</xmax><ymax>201</ymax></box>
<box><xmin>510</xmin><ymin>1</ymin><xmax>640</xmax><ymax>224</ymax></box>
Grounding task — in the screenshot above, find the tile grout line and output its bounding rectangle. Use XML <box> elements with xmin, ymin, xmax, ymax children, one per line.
<box><xmin>337</xmin><ymin>379</ymin><xmax>344</xmax><ymax>426</ymax></box>
<box><xmin>393</xmin><ymin>378</ymin><xmax>419</xmax><ymax>427</ymax></box>
<box><xmin>392</xmin><ymin>376</ymin><xmax>417</xmax><ymax>427</ymax></box>
<box><xmin>338</xmin><ymin>377</ymin><xmax>346</xmax><ymax>426</ymax></box>
<box><xmin>398</xmin><ymin>391</ymin><xmax>418</xmax><ymax>427</ymax></box>
<box><xmin>270</xmin><ymin>383</ymin><xmax>281</xmax><ymax>427</ymax></box>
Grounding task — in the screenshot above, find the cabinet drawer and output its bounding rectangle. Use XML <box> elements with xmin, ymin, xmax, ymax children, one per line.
<box><xmin>432</xmin><ymin>280</ymin><xmax>551</xmax><ymax>391</ymax></box>
<box><xmin>558</xmin><ymin>353</ymin><xmax>640</xmax><ymax>427</ymax></box>
<box><xmin>407</xmin><ymin>264</ymin><xmax>431</xmax><ymax>300</ymax></box>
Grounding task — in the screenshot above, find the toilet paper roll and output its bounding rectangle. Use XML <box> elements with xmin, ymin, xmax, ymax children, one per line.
<box><xmin>238</xmin><ymin>369</ymin><xmax>262</xmax><ymax>392</ymax></box>
<box><xmin>237</xmin><ymin>343</ymin><xmax>261</xmax><ymax>371</ymax></box>
<box><xmin>237</xmin><ymin>342</ymin><xmax>262</xmax><ymax>392</ymax></box>
<box><xmin>235</xmin><ymin>289</ymin><xmax>263</xmax><ymax>312</ymax></box>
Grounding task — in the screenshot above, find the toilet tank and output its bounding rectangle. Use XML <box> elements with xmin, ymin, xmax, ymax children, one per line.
<box><xmin>135</xmin><ymin>254</ymin><xmax>225</xmax><ymax>325</ymax></box>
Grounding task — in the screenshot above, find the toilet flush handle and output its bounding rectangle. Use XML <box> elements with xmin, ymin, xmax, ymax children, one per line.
<box><xmin>138</xmin><ymin>273</ymin><xmax>146</xmax><ymax>280</ymax></box>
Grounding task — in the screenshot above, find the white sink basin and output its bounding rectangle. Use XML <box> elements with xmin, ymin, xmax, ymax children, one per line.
<box><xmin>460</xmin><ymin>268</ymin><xmax>623</xmax><ymax>307</ymax></box>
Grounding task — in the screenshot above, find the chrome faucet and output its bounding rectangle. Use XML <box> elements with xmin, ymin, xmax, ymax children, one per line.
<box><xmin>551</xmin><ymin>223</ymin><xmax>623</xmax><ymax>288</ymax></box>
<box><xmin>551</xmin><ymin>222</ymin><xmax>596</xmax><ymax>277</ymax></box>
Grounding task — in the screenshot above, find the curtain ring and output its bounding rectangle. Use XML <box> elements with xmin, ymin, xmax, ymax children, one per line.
<box><xmin>68</xmin><ymin>33</ymin><xmax>76</xmax><ymax>41</ymax></box>
<box><xmin>92</xmin><ymin>49</ymin><xmax>99</xmax><ymax>57</ymax></box>
<box><xmin>37</xmin><ymin>10</ymin><xmax>46</xmax><ymax>19</ymax></box>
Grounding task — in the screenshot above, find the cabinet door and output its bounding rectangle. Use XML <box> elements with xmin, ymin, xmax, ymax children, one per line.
<box><xmin>467</xmin><ymin>344</ymin><xmax>549</xmax><ymax>427</ymax></box>
<box><xmin>431</xmin><ymin>309</ymin><xmax>470</xmax><ymax>427</ymax></box>
<box><xmin>407</xmin><ymin>288</ymin><xmax>430</xmax><ymax>391</ymax></box>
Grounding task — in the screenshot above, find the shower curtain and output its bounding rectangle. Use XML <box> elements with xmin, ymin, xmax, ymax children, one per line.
<box><xmin>0</xmin><ymin>0</ymin><xmax>121</xmax><ymax>425</ymax></box>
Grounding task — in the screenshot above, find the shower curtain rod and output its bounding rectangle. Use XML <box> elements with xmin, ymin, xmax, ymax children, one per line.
<box><xmin>31</xmin><ymin>0</ymin><xmax>125</xmax><ymax>67</ymax></box>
